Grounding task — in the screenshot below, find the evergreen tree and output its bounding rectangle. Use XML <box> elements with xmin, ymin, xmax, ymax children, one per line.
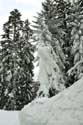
<box><xmin>0</xmin><ymin>9</ymin><xmax>36</xmax><ymax>110</ymax></box>
<box><xmin>39</xmin><ymin>0</ymin><xmax>72</xmax><ymax>77</ymax></box>
<box><xmin>32</xmin><ymin>1</ymin><xmax>66</xmax><ymax>96</ymax></box>
<box><xmin>67</xmin><ymin>0</ymin><xmax>83</xmax><ymax>82</ymax></box>
<box><xmin>33</xmin><ymin>0</ymin><xmax>72</xmax><ymax>83</ymax></box>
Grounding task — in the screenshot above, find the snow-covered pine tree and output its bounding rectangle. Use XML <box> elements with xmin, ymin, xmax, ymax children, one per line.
<box><xmin>32</xmin><ymin>9</ymin><xmax>65</xmax><ymax>97</ymax></box>
<box><xmin>61</xmin><ymin>0</ymin><xmax>75</xmax><ymax>86</ymax></box>
<box><xmin>0</xmin><ymin>9</ymin><xmax>36</xmax><ymax>110</ymax></box>
<box><xmin>41</xmin><ymin>0</ymin><xmax>74</xmax><ymax>78</ymax></box>
<box><xmin>67</xmin><ymin>0</ymin><xmax>83</xmax><ymax>82</ymax></box>
<box><xmin>37</xmin><ymin>0</ymin><xmax>73</xmax><ymax>83</ymax></box>
<box><xmin>33</xmin><ymin>0</ymin><xmax>66</xmax><ymax>73</ymax></box>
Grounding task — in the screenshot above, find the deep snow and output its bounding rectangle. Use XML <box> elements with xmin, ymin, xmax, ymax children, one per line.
<box><xmin>0</xmin><ymin>110</ymin><xmax>19</xmax><ymax>125</ymax></box>
<box><xmin>19</xmin><ymin>77</ymin><xmax>83</xmax><ymax>125</ymax></box>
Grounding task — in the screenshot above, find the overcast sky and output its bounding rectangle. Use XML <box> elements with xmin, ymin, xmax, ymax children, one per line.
<box><xmin>0</xmin><ymin>0</ymin><xmax>44</xmax><ymax>35</ymax></box>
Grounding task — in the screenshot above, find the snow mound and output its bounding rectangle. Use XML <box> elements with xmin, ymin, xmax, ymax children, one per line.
<box><xmin>19</xmin><ymin>78</ymin><xmax>83</xmax><ymax>125</ymax></box>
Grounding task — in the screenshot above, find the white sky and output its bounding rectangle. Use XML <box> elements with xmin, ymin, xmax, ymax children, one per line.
<box><xmin>0</xmin><ymin>0</ymin><xmax>44</xmax><ymax>35</ymax></box>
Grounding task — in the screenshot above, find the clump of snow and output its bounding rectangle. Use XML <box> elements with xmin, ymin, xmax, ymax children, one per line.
<box><xmin>36</xmin><ymin>45</ymin><xmax>65</xmax><ymax>96</ymax></box>
<box><xmin>0</xmin><ymin>110</ymin><xmax>19</xmax><ymax>125</ymax></box>
<box><xmin>19</xmin><ymin>77</ymin><xmax>83</xmax><ymax>125</ymax></box>
<box><xmin>33</xmin><ymin>51</ymin><xmax>39</xmax><ymax>81</ymax></box>
<box><xmin>8</xmin><ymin>92</ymin><xmax>14</xmax><ymax>98</ymax></box>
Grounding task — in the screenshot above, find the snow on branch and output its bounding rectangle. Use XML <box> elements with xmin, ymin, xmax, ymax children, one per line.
<box><xmin>67</xmin><ymin>60</ymin><xmax>83</xmax><ymax>76</ymax></box>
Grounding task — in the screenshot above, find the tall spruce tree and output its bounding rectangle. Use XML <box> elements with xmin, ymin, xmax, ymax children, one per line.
<box><xmin>32</xmin><ymin>0</ymin><xmax>69</xmax><ymax>96</ymax></box>
<box><xmin>33</xmin><ymin>0</ymin><xmax>73</xmax><ymax>85</ymax></box>
<box><xmin>67</xmin><ymin>0</ymin><xmax>83</xmax><ymax>82</ymax></box>
<box><xmin>40</xmin><ymin>0</ymin><xmax>73</xmax><ymax>76</ymax></box>
<box><xmin>0</xmin><ymin>9</ymin><xmax>36</xmax><ymax>110</ymax></box>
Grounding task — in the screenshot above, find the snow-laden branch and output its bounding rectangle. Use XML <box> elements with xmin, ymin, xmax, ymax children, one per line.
<box><xmin>67</xmin><ymin>60</ymin><xmax>83</xmax><ymax>76</ymax></box>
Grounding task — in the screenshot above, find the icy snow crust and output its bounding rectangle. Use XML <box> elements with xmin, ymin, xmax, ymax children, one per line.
<box><xmin>19</xmin><ymin>77</ymin><xmax>83</xmax><ymax>125</ymax></box>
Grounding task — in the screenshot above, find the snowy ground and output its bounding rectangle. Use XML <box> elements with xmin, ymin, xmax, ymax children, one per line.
<box><xmin>0</xmin><ymin>78</ymin><xmax>83</xmax><ymax>125</ymax></box>
<box><xmin>0</xmin><ymin>110</ymin><xmax>19</xmax><ymax>125</ymax></box>
<box><xmin>19</xmin><ymin>77</ymin><xmax>83</xmax><ymax>125</ymax></box>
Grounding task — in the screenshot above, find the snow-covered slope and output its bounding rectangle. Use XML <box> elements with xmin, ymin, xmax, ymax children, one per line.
<box><xmin>0</xmin><ymin>110</ymin><xmax>19</xmax><ymax>125</ymax></box>
<box><xmin>19</xmin><ymin>77</ymin><xmax>83</xmax><ymax>125</ymax></box>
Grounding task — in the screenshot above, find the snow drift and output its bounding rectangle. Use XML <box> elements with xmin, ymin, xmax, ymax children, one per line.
<box><xmin>19</xmin><ymin>77</ymin><xmax>83</xmax><ymax>125</ymax></box>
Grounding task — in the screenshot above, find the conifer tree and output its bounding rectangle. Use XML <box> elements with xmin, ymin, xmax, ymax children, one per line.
<box><xmin>33</xmin><ymin>0</ymin><xmax>71</xmax><ymax>79</ymax></box>
<box><xmin>32</xmin><ymin>1</ymin><xmax>67</xmax><ymax>96</ymax></box>
<box><xmin>67</xmin><ymin>0</ymin><xmax>83</xmax><ymax>82</ymax></box>
<box><xmin>41</xmin><ymin>0</ymin><xmax>73</xmax><ymax>75</ymax></box>
<box><xmin>0</xmin><ymin>9</ymin><xmax>35</xmax><ymax>110</ymax></box>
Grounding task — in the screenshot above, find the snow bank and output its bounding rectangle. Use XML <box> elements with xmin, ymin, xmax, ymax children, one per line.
<box><xmin>19</xmin><ymin>77</ymin><xmax>83</xmax><ymax>125</ymax></box>
<box><xmin>0</xmin><ymin>110</ymin><xmax>19</xmax><ymax>125</ymax></box>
